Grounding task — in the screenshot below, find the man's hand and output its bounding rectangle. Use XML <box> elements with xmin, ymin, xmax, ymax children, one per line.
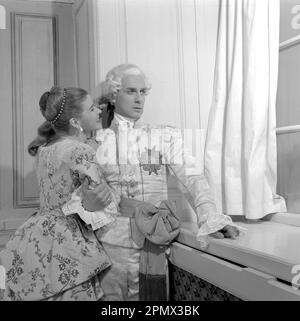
<box><xmin>81</xmin><ymin>178</ymin><xmax>113</xmax><ymax>212</ymax></box>
<box><xmin>210</xmin><ymin>225</ymin><xmax>240</xmax><ymax>239</ymax></box>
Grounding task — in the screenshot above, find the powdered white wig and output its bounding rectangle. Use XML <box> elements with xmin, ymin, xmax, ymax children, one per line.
<box><xmin>104</xmin><ymin>64</ymin><xmax>151</xmax><ymax>103</ymax></box>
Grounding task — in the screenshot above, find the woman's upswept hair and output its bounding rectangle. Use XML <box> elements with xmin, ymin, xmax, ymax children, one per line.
<box><xmin>97</xmin><ymin>64</ymin><xmax>151</xmax><ymax>128</ymax></box>
<box><xmin>28</xmin><ymin>86</ymin><xmax>88</xmax><ymax>156</ymax></box>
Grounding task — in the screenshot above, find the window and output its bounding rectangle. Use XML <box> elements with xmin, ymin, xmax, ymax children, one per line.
<box><xmin>276</xmin><ymin>0</ymin><xmax>300</xmax><ymax>213</ymax></box>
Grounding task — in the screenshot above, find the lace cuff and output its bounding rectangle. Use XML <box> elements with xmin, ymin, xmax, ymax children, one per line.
<box><xmin>196</xmin><ymin>209</ymin><xmax>244</xmax><ymax>248</ymax></box>
<box><xmin>62</xmin><ymin>191</ymin><xmax>115</xmax><ymax>231</ymax></box>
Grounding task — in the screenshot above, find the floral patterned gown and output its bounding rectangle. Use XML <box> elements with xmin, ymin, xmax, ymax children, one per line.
<box><xmin>0</xmin><ymin>138</ymin><xmax>111</xmax><ymax>301</ymax></box>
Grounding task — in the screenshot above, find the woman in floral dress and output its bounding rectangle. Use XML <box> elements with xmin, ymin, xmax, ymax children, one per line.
<box><xmin>0</xmin><ymin>86</ymin><xmax>116</xmax><ymax>300</ymax></box>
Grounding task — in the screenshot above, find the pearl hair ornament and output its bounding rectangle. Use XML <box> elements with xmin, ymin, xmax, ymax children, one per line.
<box><xmin>50</xmin><ymin>89</ymin><xmax>67</xmax><ymax>124</ymax></box>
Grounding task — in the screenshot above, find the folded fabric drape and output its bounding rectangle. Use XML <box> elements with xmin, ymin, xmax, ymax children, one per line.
<box><xmin>119</xmin><ymin>197</ymin><xmax>180</xmax><ymax>301</ymax></box>
<box><xmin>204</xmin><ymin>0</ymin><xmax>286</xmax><ymax>219</ymax></box>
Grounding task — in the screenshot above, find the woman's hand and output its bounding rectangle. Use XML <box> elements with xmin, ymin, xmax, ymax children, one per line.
<box><xmin>81</xmin><ymin>178</ymin><xmax>113</xmax><ymax>212</ymax></box>
<box><xmin>209</xmin><ymin>225</ymin><xmax>239</xmax><ymax>239</ymax></box>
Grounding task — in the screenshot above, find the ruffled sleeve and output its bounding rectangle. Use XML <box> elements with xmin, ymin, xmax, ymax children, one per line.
<box><xmin>163</xmin><ymin>127</ymin><xmax>239</xmax><ymax>247</ymax></box>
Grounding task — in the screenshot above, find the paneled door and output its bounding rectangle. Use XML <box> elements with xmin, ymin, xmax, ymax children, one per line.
<box><xmin>0</xmin><ymin>0</ymin><xmax>76</xmax><ymax>246</ymax></box>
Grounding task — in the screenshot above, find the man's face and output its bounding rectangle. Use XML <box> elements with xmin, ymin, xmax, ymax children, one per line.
<box><xmin>114</xmin><ymin>74</ymin><xmax>148</xmax><ymax>121</ymax></box>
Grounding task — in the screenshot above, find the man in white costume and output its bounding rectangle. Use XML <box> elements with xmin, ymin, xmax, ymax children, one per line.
<box><xmin>89</xmin><ymin>64</ymin><xmax>239</xmax><ymax>301</ymax></box>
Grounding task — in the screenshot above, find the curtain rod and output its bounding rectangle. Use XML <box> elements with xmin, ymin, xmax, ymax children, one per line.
<box><xmin>276</xmin><ymin>125</ymin><xmax>300</xmax><ymax>135</ymax></box>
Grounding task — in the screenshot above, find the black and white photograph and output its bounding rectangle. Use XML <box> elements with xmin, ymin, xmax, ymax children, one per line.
<box><xmin>0</xmin><ymin>0</ymin><xmax>299</xmax><ymax>308</ymax></box>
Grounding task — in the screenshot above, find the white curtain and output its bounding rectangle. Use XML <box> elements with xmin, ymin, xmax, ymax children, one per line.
<box><xmin>204</xmin><ymin>0</ymin><xmax>286</xmax><ymax>219</ymax></box>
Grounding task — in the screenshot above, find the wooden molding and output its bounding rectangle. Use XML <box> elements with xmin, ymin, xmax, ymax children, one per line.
<box><xmin>74</xmin><ymin>0</ymin><xmax>91</xmax><ymax>91</ymax></box>
<box><xmin>11</xmin><ymin>12</ymin><xmax>58</xmax><ymax>208</ymax></box>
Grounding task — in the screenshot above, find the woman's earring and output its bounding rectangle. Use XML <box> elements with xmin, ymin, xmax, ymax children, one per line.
<box><xmin>78</xmin><ymin>126</ymin><xmax>83</xmax><ymax>135</ymax></box>
<box><xmin>70</xmin><ymin>118</ymin><xmax>83</xmax><ymax>134</ymax></box>
<box><xmin>74</xmin><ymin>125</ymin><xmax>83</xmax><ymax>136</ymax></box>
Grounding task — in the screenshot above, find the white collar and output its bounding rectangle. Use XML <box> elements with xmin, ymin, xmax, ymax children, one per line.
<box><xmin>114</xmin><ymin>112</ymin><xmax>136</xmax><ymax>130</ymax></box>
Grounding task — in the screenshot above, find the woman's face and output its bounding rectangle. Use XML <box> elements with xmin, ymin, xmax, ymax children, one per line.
<box><xmin>78</xmin><ymin>95</ymin><xmax>103</xmax><ymax>133</ymax></box>
<box><xmin>114</xmin><ymin>74</ymin><xmax>148</xmax><ymax>121</ymax></box>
